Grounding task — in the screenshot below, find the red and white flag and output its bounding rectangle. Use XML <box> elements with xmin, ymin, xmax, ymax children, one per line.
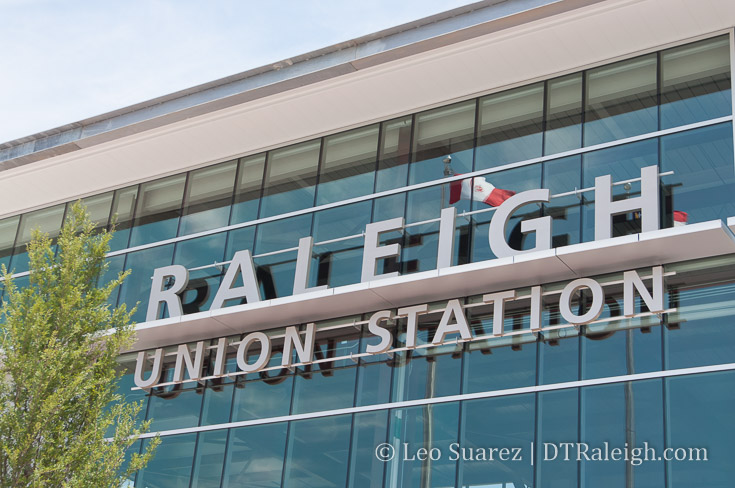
<box><xmin>674</xmin><ymin>210</ymin><xmax>688</xmax><ymax>227</ymax></box>
<box><xmin>449</xmin><ymin>175</ymin><xmax>515</xmax><ymax>207</ymax></box>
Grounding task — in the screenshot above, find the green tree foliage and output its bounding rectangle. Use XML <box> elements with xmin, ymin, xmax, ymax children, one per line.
<box><xmin>0</xmin><ymin>203</ymin><xmax>158</xmax><ymax>487</ymax></box>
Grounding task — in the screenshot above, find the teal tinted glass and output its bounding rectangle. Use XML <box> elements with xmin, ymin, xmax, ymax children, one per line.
<box><xmin>536</xmin><ymin>389</ymin><xmax>578</xmax><ymax>487</ymax></box>
<box><xmin>349</xmin><ymin>410</ymin><xmax>389</xmax><ymax>488</ymax></box>
<box><xmin>137</xmin><ymin>433</ymin><xmax>197</xmax><ymax>488</ymax></box>
<box><xmin>545</xmin><ymin>73</ymin><xmax>583</xmax><ymax>154</ymax></box>
<box><xmin>0</xmin><ymin>216</ymin><xmax>19</xmax><ymax>271</ymax></box>
<box><xmin>173</xmin><ymin>233</ymin><xmax>227</xmax><ymax>315</ymax></box>
<box><xmin>190</xmin><ymin>429</ymin><xmax>227</xmax><ymax>488</ymax></box>
<box><xmin>543</xmin><ymin>155</ymin><xmax>583</xmax><ymax>248</ymax></box>
<box><xmin>259</xmin><ymin>140</ymin><xmax>320</xmax><ymax>218</ymax></box>
<box><xmin>108</xmin><ymin>185</ymin><xmax>138</xmax><ymax>252</ymax></box>
<box><xmin>584</xmin><ymin>54</ymin><xmax>658</xmax><ymax>146</ymax></box>
<box><xmin>117</xmin><ymin>244</ymin><xmax>174</xmax><ymax>323</ymax></box>
<box><xmin>10</xmin><ymin>203</ymin><xmax>65</xmax><ymax>273</ymax></box>
<box><xmin>146</xmin><ymin>370</ymin><xmax>203</xmax><ymax>432</ymax></box>
<box><xmin>661</xmin><ymin>35</ymin><xmax>731</xmax><ymax>129</ymax></box>
<box><xmin>666</xmin><ymin>371</ymin><xmax>735</xmax><ymax>486</ymax></box>
<box><xmin>461</xmin><ymin>394</ymin><xmax>535</xmax><ymax>487</ymax></box>
<box><xmin>282</xmin><ymin>415</ymin><xmax>352</xmax><ymax>487</ymax></box>
<box><xmin>316</xmin><ymin>124</ymin><xmax>378</xmax><ymax>205</ymax></box>
<box><xmin>410</xmin><ymin>101</ymin><xmax>475</xmax><ymax>185</ymax></box>
<box><xmin>129</xmin><ymin>174</ymin><xmax>186</xmax><ymax>247</ymax></box>
<box><xmin>385</xmin><ymin>403</ymin><xmax>460</xmax><ymax>487</ymax></box>
<box><xmin>179</xmin><ymin>160</ymin><xmax>237</xmax><ymax>235</ymax></box>
<box><xmin>476</xmin><ymin>83</ymin><xmax>544</xmax><ymax>170</ymax></box>
<box><xmin>580</xmin><ymin>380</ymin><xmax>665</xmax><ymax>486</ymax></box>
<box><xmin>231</xmin><ymin>342</ymin><xmax>293</xmax><ymax>422</ymax></box>
<box><xmin>376</xmin><ymin>116</ymin><xmax>412</xmax><ymax>192</ymax></box>
<box><xmin>230</xmin><ymin>153</ymin><xmax>266</xmax><ymax>225</ymax></box>
<box><xmin>222</xmin><ymin>422</ymin><xmax>287</xmax><ymax>487</ymax></box>
<box><xmin>660</xmin><ymin>122</ymin><xmax>735</xmax><ymax>227</ymax></box>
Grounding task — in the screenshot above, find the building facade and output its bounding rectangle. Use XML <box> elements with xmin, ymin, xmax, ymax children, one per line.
<box><xmin>1</xmin><ymin>0</ymin><xmax>735</xmax><ymax>486</ymax></box>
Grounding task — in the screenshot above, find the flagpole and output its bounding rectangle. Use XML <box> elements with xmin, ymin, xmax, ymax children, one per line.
<box><xmin>441</xmin><ymin>155</ymin><xmax>454</xmax><ymax>209</ymax></box>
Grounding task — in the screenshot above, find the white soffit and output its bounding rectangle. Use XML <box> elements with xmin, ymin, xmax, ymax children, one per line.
<box><xmin>127</xmin><ymin>220</ymin><xmax>735</xmax><ymax>352</ymax></box>
<box><xmin>1</xmin><ymin>0</ymin><xmax>735</xmax><ymax>217</ymax></box>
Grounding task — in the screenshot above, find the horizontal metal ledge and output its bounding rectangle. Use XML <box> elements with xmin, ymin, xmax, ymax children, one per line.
<box><xmin>126</xmin><ymin>219</ymin><xmax>735</xmax><ymax>352</ymax></box>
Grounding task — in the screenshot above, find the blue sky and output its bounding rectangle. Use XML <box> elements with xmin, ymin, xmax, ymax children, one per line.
<box><xmin>0</xmin><ymin>0</ymin><xmax>473</xmax><ymax>143</ymax></box>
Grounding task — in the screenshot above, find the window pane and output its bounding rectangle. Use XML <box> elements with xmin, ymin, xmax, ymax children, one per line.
<box><xmin>661</xmin><ymin>35</ymin><xmax>731</xmax><ymax>129</ymax></box>
<box><xmin>536</xmin><ymin>389</ymin><xmax>578</xmax><ymax>487</ymax></box>
<box><xmin>230</xmin><ymin>153</ymin><xmax>266</xmax><ymax>224</ymax></box>
<box><xmin>10</xmin><ymin>204</ymin><xmax>65</xmax><ymax>273</ymax></box>
<box><xmin>291</xmin><ymin>323</ymin><xmax>359</xmax><ymax>414</ymax></box>
<box><xmin>190</xmin><ymin>430</ymin><xmax>227</xmax><ymax>488</ymax></box>
<box><xmin>470</xmin><ymin>164</ymin><xmax>542</xmax><ymax>263</ymax></box>
<box><xmin>222</xmin><ymin>423</ymin><xmax>287</xmax><ymax>488</ymax></box>
<box><xmin>231</xmin><ymin>338</ymin><xmax>293</xmax><ymax>422</ymax></box>
<box><xmin>260</xmin><ymin>140</ymin><xmax>320</xmax><ymax>218</ymax></box>
<box><xmin>376</xmin><ymin>116</ymin><xmax>412</xmax><ymax>192</ymax></box>
<box><xmin>129</xmin><ymin>174</ymin><xmax>186</xmax><ymax>247</ymax></box>
<box><xmin>173</xmin><ymin>233</ymin><xmax>227</xmax><ymax>315</ymax></box>
<box><xmin>465</xmin><ymin>302</ymin><xmax>537</xmax><ymax>393</ymax></box>
<box><xmin>410</xmin><ymin>101</ymin><xmax>475</xmax><ymax>185</ymax></box>
<box><xmin>317</xmin><ymin>125</ymin><xmax>378</xmax><ymax>205</ymax></box>
<box><xmin>391</xmin><ymin>305</ymin><xmax>463</xmax><ymax>402</ymax></box>
<box><xmin>312</xmin><ymin>202</ymin><xmax>371</xmax><ymax>288</ymax></box>
<box><xmin>546</xmin><ymin>73</ymin><xmax>583</xmax><ymax>154</ymax></box>
<box><xmin>666</xmin><ymin>371</ymin><xmax>735</xmax><ymax>486</ymax></box>
<box><xmin>137</xmin><ymin>434</ymin><xmax>197</xmax><ymax>488</ymax></box>
<box><xmin>146</xmin><ymin>369</ymin><xmax>203</xmax><ymax>432</ymax></box>
<box><xmin>543</xmin><ymin>155</ymin><xmax>582</xmax><ymax>248</ymax></box>
<box><xmin>476</xmin><ymin>83</ymin><xmax>544</xmax><ymax>170</ymax></box>
<box><xmin>69</xmin><ymin>192</ymin><xmax>113</xmax><ymax>229</ymax></box>
<box><xmin>385</xmin><ymin>403</ymin><xmax>459</xmax><ymax>487</ymax></box>
<box><xmin>282</xmin><ymin>415</ymin><xmax>352</xmax><ymax>487</ymax></box>
<box><xmin>581</xmin><ymin>381</ymin><xmax>665</xmax><ymax>486</ymax></box>
<box><xmin>117</xmin><ymin>244</ymin><xmax>174</xmax><ymax>323</ymax></box>
<box><xmin>581</xmin><ymin>138</ymin><xmax>658</xmax><ymax>242</ymax></box>
<box><xmin>661</xmin><ymin>123</ymin><xmax>735</xmax><ymax>228</ymax></box>
<box><xmin>461</xmin><ymin>394</ymin><xmax>534</xmax><ymax>487</ymax></box>
<box><xmin>585</xmin><ymin>54</ymin><xmax>658</xmax><ymax>146</ymax></box>
<box><xmin>0</xmin><ymin>216</ymin><xmax>19</xmax><ymax>270</ymax></box>
<box><xmin>348</xmin><ymin>410</ymin><xmax>388</xmax><ymax>488</ymax></box>
<box><xmin>180</xmin><ymin>160</ymin><xmax>237</xmax><ymax>235</ymax></box>
<box><xmin>664</xmin><ymin>264</ymin><xmax>735</xmax><ymax>370</ymax></box>
<box><xmin>109</xmin><ymin>185</ymin><xmax>138</xmax><ymax>251</ymax></box>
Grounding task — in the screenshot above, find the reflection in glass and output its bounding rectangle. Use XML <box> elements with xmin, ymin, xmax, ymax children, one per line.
<box><xmin>282</xmin><ymin>415</ymin><xmax>352</xmax><ymax>487</ymax></box>
<box><xmin>223</xmin><ymin>422</ymin><xmax>287</xmax><ymax>488</ymax></box>
<box><xmin>108</xmin><ymin>185</ymin><xmax>138</xmax><ymax>251</ymax></box>
<box><xmin>543</xmin><ymin>155</ymin><xmax>582</xmax><ymax>248</ymax></box>
<box><xmin>69</xmin><ymin>191</ymin><xmax>113</xmax><ymax>230</ymax></box>
<box><xmin>173</xmin><ymin>233</ymin><xmax>227</xmax><ymax>315</ymax></box>
<box><xmin>129</xmin><ymin>174</ymin><xmax>186</xmax><ymax>247</ymax></box>
<box><xmin>476</xmin><ymin>83</ymin><xmax>544</xmax><ymax>169</ymax></box>
<box><xmin>385</xmin><ymin>404</ymin><xmax>459</xmax><ymax>487</ymax></box>
<box><xmin>136</xmin><ymin>433</ymin><xmax>197</xmax><ymax>488</ymax></box>
<box><xmin>260</xmin><ymin>140</ymin><xmax>320</xmax><ymax>218</ymax></box>
<box><xmin>585</xmin><ymin>54</ymin><xmax>658</xmax><ymax>146</ymax></box>
<box><xmin>349</xmin><ymin>410</ymin><xmax>389</xmax><ymax>488</ymax></box>
<box><xmin>117</xmin><ymin>244</ymin><xmax>174</xmax><ymax>323</ymax></box>
<box><xmin>536</xmin><ymin>389</ymin><xmax>578</xmax><ymax>487</ymax></box>
<box><xmin>376</xmin><ymin>116</ymin><xmax>412</xmax><ymax>192</ymax></box>
<box><xmin>312</xmin><ymin>202</ymin><xmax>370</xmax><ymax>288</ymax></box>
<box><xmin>581</xmin><ymin>138</ymin><xmax>658</xmax><ymax>242</ymax></box>
<box><xmin>666</xmin><ymin>371</ymin><xmax>735</xmax><ymax>486</ymax></box>
<box><xmin>581</xmin><ymin>380</ymin><xmax>665</xmax><ymax>486</ymax></box>
<box><xmin>317</xmin><ymin>125</ymin><xmax>379</xmax><ymax>205</ymax></box>
<box><xmin>180</xmin><ymin>160</ymin><xmax>237</xmax><ymax>235</ymax></box>
<box><xmin>546</xmin><ymin>73</ymin><xmax>583</xmax><ymax>154</ymax></box>
<box><xmin>661</xmin><ymin>35</ymin><xmax>731</xmax><ymax>129</ymax></box>
<box><xmin>660</xmin><ymin>122</ymin><xmax>735</xmax><ymax>228</ymax></box>
<box><xmin>0</xmin><ymin>215</ymin><xmax>19</xmax><ymax>270</ymax></box>
<box><xmin>461</xmin><ymin>394</ymin><xmax>534</xmax><ymax>487</ymax></box>
<box><xmin>411</xmin><ymin>101</ymin><xmax>475</xmax><ymax>185</ymax></box>
<box><xmin>231</xmin><ymin>153</ymin><xmax>266</xmax><ymax>225</ymax></box>
<box><xmin>10</xmin><ymin>204</ymin><xmax>65</xmax><ymax>273</ymax></box>
<box><xmin>190</xmin><ymin>430</ymin><xmax>227</xmax><ymax>488</ymax></box>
